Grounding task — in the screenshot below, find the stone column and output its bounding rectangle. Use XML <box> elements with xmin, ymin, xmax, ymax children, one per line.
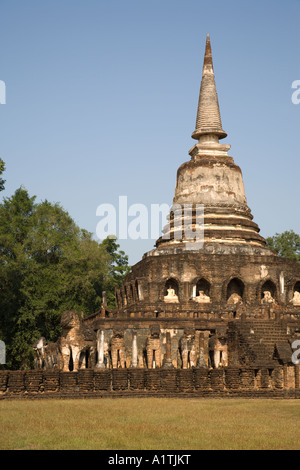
<box><xmin>183</xmin><ymin>282</ymin><xmax>190</xmax><ymax>301</ymax></box>
<box><xmin>198</xmin><ymin>333</ymin><xmax>207</xmax><ymax>368</ymax></box>
<box><xmin>214</xmin><ymin>350</ymin><xmax>221</xmax><ymax>369</ymax></box>
<box><xmin>163</xmin><ymin>332</ymin><xmax>174</xmax><ymax>368</ymax></box>
<box><xmin>192</xmin><ymin>284</ymin><xmax>197</xmax><ymax>299</ymax></box>
<box><xmin>96</xmin><ymin>329</ymin><xmax>105</xmax><ymax>369</ymax></box>
<box><xmin>279</xmin><ymin>272</ymin><xmax>285</xmax><ymax>303</ymax></box>
<box><xmin>131</xmin><ymin>330</ymin><xmax>138</xmax><ymax>368</ymax></box>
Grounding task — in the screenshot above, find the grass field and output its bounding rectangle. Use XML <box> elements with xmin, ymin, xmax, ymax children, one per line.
<box><xmin>1</xmin><ymin>398</ymin><xmax>300</xmax><ymax>450</ymax></box>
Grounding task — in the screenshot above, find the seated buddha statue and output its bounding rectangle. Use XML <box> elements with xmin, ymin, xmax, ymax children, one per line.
<box><xmin>227</xmin><ymin>293</ymin><xmax>242</xmax><ymax>304</ymax></box>
<box><xmin>164</xmin><ymin>286</ymin><xmax>179</xmax><ymax>303</ymax></box>
<box><xmin>194</xmin><ymin>290</ymin><xmax>210</xmax><ymax>303</ymax></box>
<box><xmin>290</xmin><ymin>291</ymin><xmax>300</xmax><ymax>306</ymax></box>
<box><xmin>261</xmin><ymin>290</ymin><xmax>275</xmax><ymax>304</ymax></box>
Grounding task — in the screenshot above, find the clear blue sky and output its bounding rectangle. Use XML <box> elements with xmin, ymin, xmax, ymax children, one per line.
<box><xmin>0</xmin><ymin>0</ymin><xmax>299</xmax><ymax>265</ymax></box>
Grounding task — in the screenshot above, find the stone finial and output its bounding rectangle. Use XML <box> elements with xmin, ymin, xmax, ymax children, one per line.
<box><xmin>191</xmin><ymin>34</ymin><xmax>227</xmax><ymax>142</ymax></box>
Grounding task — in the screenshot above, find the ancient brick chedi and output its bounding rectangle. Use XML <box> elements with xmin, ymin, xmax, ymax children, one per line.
<box><xmin>22</xmin><ymin>35</ymin><xmax>300</xmax><ymax>397</ymax></box>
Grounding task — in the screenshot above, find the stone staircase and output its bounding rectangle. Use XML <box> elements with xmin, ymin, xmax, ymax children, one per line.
<box><xmin>230</xmin><ymin>320</ymin><xmax>292</xmax><ymax>367</ymax></box>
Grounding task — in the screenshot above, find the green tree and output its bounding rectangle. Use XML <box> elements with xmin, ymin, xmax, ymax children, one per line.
<box><xmin>0</xmin><ymin>188</ymin><xmax>37</xmax><ymax>368</ymax></box>
<box><xmin>100</xmin><ymin>235</ymin><xmax>131</xmax><ymax>308</ymax></box>
<box><xmin>266</xmin><ymin>230</ymin><xmax>300</xmax><ymax>262</ymax></box>
<box><xmin>0</xmin><ymin>158</ymin><xmax>5</xmax><ymax>192</ymax></box>
<box><xmin>0</xmin><ymin>188</ymin><xmax>128</xmax><ymax>369</ymax></box>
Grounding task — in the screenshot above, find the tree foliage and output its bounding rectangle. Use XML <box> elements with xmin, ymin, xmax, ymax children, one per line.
<box><xmin>0</xmin><ymin>187</ymin><xmax>129</xmax><ymax>369</ymax></box>
<box><xmin>266</xmin><ymin>230</ymin><xmax>300</xmax><ymax>262</ymax></box>
<box><xmin>0</xmin><ymin>158</ymin><xmax>5</xmax><ymax>192</ymax></box>
<box><xmin>100</xmin><ymin>235</ymin><xmax>131</xmax><ymax>307</ymax></box>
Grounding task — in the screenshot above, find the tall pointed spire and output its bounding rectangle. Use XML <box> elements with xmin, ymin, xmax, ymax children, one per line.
<box><xmin>155</xmin><ymin>33</ymin><xmax>267</xmax><ymax>251</ymax></box>
<box><xmin>192</xmin><ymin>34</ymin><xmax>227</xmax><ymax>141</ymax></box>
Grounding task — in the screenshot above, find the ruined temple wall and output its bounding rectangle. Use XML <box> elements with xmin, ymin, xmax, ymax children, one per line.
<box><xmin>1</xmin><ymin>366</ymin><xmax>300</xmax><ymax>399</ymax></box>
<box><xmin>119</xmin><ymin>252</ymin><xmax>300</xmax><ymax>313</ymax></box>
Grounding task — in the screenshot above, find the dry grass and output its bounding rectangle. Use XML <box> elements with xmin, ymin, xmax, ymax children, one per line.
<box><xmin>1</xmin><ymin>397</ymin><xmax>300</xmax><ymax>450</ymax></box>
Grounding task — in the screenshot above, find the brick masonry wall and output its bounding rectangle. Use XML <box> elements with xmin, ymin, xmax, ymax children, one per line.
<box><xmin>1</xmin><ymin>366</ymin><xmax>300</xmax><ymax>399</ymax></box>
<box><xmin>119</xmin><ymin>251</ymin><xmax>300</xmax><ymax>315</ymax></box>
